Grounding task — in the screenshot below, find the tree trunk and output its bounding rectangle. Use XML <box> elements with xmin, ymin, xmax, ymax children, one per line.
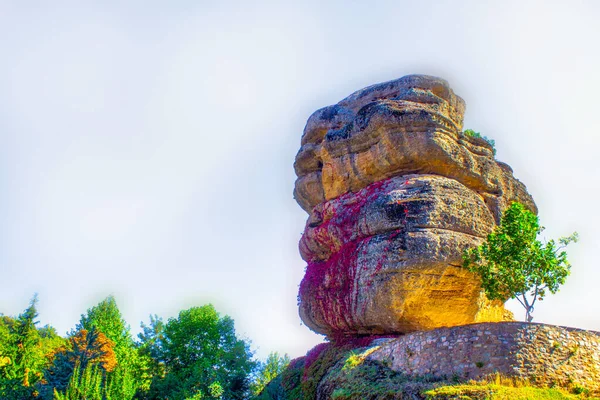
<box><xmin>525</xmin><ymin>307</ymin><xmax>533</xmax><ymax>322</ymax></box>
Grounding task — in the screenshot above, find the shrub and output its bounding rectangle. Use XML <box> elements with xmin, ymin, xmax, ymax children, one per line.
<box><xmin>464</xmin><ymin>129</ymin><xmax>496</xmax><ymax>156</ymax></box>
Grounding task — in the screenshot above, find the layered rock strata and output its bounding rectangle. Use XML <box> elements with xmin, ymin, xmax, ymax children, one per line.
<box><xmin>294</xmin><ymin>75</ymin><xmax>535</xmax><ymax>336</ymax></box>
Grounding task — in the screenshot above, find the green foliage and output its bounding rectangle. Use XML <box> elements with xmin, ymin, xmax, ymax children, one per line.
<box><xmin>44</xmin><ymin>297</ymin><xmax>147</xmax><ymax>399</ymax></box>
<box><xmin>299</xmin><ymin>343</ymin><xmax>394</xmax><ymax>400</ymax></box>
<box><xmin>53</xmin><ymin>364</ymin><xmax>103</xmax><ymax>400</ymax></box>
<box><xmin>137</xmin><ymin>313</ymin><xmax>165</xmax><ymax>391</ymax></box>
<box><xmin>463</xmin><ymin>129</ymin><xmax>497</xmax><ymax>156</ymax></box>
<box><xmin>42</xmin><ymin>348</ymin><xmax>76</xmax><ymax>399</ymax></box>
<box><xmin>76</xmin><ymin>296</ymin><xmax>149</xmax><ymax>398</ymax></box>
<box><xmin>77</xmin><ymin>297</ymin><xmax>130</xmax><ymax>358</ymax></box>
<box><xmin>42</xmin><ymin>327</ymin><xmax>117</xmax><ymax>399</ymax></box>
<box><xmin>251</xmin><ymin>352</ymin><xmax>290</xmax><ymax>396</ymax></box>
<box><xmin>180</xmin><ymin>381</ymin><xmax>225</xmax><ymax>400</ymax></box>
<box><xmin>52</xmin><ymin>363</ymin><xmax>140</xmax><ymax>400</ymax></box>
<box><xmin>463</xmin><ymin>202</ymin><xmax>578</xmax><ymax>322</ymax></box>
<box><xmin>105</xmin><ymin>364</ymin><xmax>140</xmax><ymax>399</ymax></box>
<box><xmin>144</xmin><ymin>304</ymin><xmax>256</xmax><ymax>400</ymax></box>
<box><xmin>0</xmin><ymin>295</ymin><xmax>52</xmax><ymax>399</ymax></box>
<box><xmin>1</xmin><ymin>297</ymin><xmax>257</xmax><ymax>400</ymax></box>
<box><xmin>208</xmin><ymin>381</ymin><xmax>224</xmax><ymax>398</ymax></box>
<box><xmin>341</xmin><ymin>352</ymin><xmax>361</xmax><ymax>371</ymax></box>
<box><xmin>252</xmin><ymin>358</ymin><xmax>304</xmax><ymax>400</ymax></box>
<box><xmin>253</xmin><ymin>348</ymin><xmax>596</xmax><ymax>400</ymax></box>
<box><xmin>301</xmin><ymin>343</ymin><xmax>343</xmax><ymax>400</ymax></box>
<box><xmin>571</xmin><ymin>384</ymin><xmax>589</xmax><ymax>396</ymax></box>
<box><xmin>324</xmin><ymin>346</ymin><xmax>443</xmax><ymax>400</ymax></box>
<box><xmin>77</xmin><ymin>296</ymin><xmax>131</xmax><ymax>359</ymax></box>
<box><xmin>0</xmin><ymin>298</ymin><xmax>258</xmax><ymax>400</ymax></box>
<box><xmin>39</xmin><ymin>325</ymin><xmax>68</xmax><ymax>364</ymax></box>
<box><xmin>280</xmin><ymin>359</ymin><xmax>304</xmax><ymax>400</ymax></box>
<box><xmin>329</xmin><ymin>361</ymin><xmax>420</xmax><ymax>399</ymax></box>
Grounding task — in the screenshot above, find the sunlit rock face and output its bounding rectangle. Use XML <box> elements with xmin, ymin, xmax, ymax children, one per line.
<box><xmin>294</xmin><ymin>75</ymin><xmax>535</xmax><ymax>337</ymax></box>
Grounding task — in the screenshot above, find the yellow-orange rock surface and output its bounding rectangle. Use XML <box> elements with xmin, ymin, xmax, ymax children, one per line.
<box><xmin>295</xmin><ymin>75</ymin><xmax>532</xmax><ymax>337</ymax></box>
<box><xmin>294</xmin><ymin>75</ymin><xmax>536</xmax><ymax>223</ymax></box>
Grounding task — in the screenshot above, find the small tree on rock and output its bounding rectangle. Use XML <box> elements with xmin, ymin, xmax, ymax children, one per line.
<box><xmin>463</xmin><ymin>202</ymin><xmax>578</xmax><ymax>322</ymax></box>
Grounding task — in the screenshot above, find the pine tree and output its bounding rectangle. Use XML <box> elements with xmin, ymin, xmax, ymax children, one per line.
<box><xmin>0</xmin><ymin>295</ymin><xmax>46</xmax><ymax>399</ymax></box>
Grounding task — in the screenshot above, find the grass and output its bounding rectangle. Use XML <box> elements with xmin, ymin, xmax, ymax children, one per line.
<box><xmin>342</xmin><ymin>346</ymin><xmax>380</xmax><ymax>371</ymax></box>
<box><xmin>424</xmin><ymin>383</ymin><xmax>596</xmax><ymax>399</ymax></box>
<box><xmin>424</xmin><ymin>373</ymin><xmax>598</xmax><ymax>399</ymax></box>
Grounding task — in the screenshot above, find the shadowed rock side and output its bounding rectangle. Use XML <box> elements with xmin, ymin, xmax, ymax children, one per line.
<box><xmin>294</xmin><ymin>75</ymin><xmax>533</xmax><ymax>336</ymax></box>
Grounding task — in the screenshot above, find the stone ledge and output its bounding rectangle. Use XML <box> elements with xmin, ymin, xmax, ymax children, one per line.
<box><xmin>367</xmin><ymin>321</ymin><xmax>600</xmax><ymax>391</ymax></box>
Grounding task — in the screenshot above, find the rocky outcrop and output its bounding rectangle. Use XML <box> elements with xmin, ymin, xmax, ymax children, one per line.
<box><xmin>294</xmin><ymin>75</ymin><xmax>535</xmax><ymax>223</ymax></box>
<box><xmin>257</xmin><ymin>74</ymin><xmax>599</xmax><ymax>400</ymax></box>
<box><xmin>294</xmin><ymin>75</ymin><xmax>533</xmax><ymax>336</ymax></box>
<box><xmin>257</xmin><ymin>323</ymin><xmax>600</xmax><ymax>399</ymax></box>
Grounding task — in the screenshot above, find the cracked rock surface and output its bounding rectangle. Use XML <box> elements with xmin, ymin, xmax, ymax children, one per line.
<box><xmin>294</xmin><ymin>75</ymin><xmax>534</xmax><ymax>336</ymax></box>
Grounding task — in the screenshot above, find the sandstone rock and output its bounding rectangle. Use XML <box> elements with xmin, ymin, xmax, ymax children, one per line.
<box><xmin>294</xmin><ymin>75</ymin><xmax>533</xmax><ymax>336</ymax></box>
<box><xmin>294</xmin><ymin>75</ymin><xmax>536</xmax><ymax>223</ymax></box>
<box><xmin>298</xmin><ymin>175</ymin><xmax>509</xmax><ymax>336</ymax></box>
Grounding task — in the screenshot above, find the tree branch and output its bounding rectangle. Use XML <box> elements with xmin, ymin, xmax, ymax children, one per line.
<box><xmin>530</xmin><ymin>286</ymin><xmax>539</xmax><ymax>308</ymax></box>
<box><xmin>514</xmin><ymin>295</ymin><xmax>527</xmax><ymax>310</ymax></box>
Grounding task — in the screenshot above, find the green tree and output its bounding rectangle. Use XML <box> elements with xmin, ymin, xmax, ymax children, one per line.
<box><xmin>53</xmin><ymin>363</ymin><xmax>142</xmax><ymax>400</ymax></box>
<box><xmin>0</xmin><ymin>295</ymin><xmax>50</xmax><ymax>399</ymax></box>
<box><xmin>250</xmin><ymin>352</ymin><xmax>290</xmax><ymax>396</ymax></box>
<box><xmin>42</xmin><ymin>327</ymin><xmax>117</xmax><ymax>399</ymax></box>
<box><xmin>105</xmin><ymin>364</ymin><xmax>140</xmax><ymax>399</ymax></box>
<box><xmin>463</xmin><ymin>202</ymin><xmax>578</xmax><ymax>322</ymax></box>
<box><xmin>76</xmin><ymin>296</ymin><xmax>134</xmax><ymax>365</ymax></box>
<box><xmin>144</xmin><ymin>304</ymin><xmax>256</xmax><ymax>400</ymax></box>
<box><xmin>137</xmin><ymin>314</ymin><xmax>165</xmax><ymax>389</ymax></box>
<box><xmin>0</xmin><ymin>316</ymin><xmax>11</xmax><ymax>369</ymax></box>
<box><xmin>44</xmin><ymin>296</ymin><xmax>148</xmax><ymax>399</ymax></box>
<box><xmin>39</xmin><ymin>325</ymin><xmax>68</xmax><ymax>367</ymax></box>
<box><xmin>76</xmin><ymin>296</ymin><xmax>149</xmax><ymax>398</ymax></box>
<box><xmin>53</xmin><ymin>364</ymin><xmax>103</xmax><ymax>400</ymax></box>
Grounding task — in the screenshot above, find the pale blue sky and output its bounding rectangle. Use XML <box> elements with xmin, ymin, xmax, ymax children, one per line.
<box><xmin>1</xmin><ymin>1</ymin><xmax>599</xmax><ymax>360</ymax></box>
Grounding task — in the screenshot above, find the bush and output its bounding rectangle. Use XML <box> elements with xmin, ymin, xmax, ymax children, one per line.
<box><xmin>464</xmin><ymin>129</ymin><xmax>496</xmax><ymax>156</ymax></box>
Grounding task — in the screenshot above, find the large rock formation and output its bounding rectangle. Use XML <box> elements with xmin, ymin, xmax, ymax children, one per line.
<box><xmin>294</xmin><ymin>75</ymin><xmax>535</xmax><ymax>337</ymax></box>
<box><xmin>256</xmin><ymin>74</ymin><xmax>600</xmax><ymax>400</ymax></box>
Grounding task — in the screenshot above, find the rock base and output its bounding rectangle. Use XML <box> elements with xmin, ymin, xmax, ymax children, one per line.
<box><xmin>257</xmin><ymin>322</ymin><xmax>600</xmax><ymax>399</ymax></box>
<box><xmin>368</xmin><ymin>322</ymin><xmax>600</xmax><ymax>388</ymax></box>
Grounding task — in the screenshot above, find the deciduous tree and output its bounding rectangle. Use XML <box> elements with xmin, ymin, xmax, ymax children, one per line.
<box><xmin>143</xmin><ymin>304</ymin><xmax>256</xmax><ymax>400</ymax></box>
<box><xmin>77</xmin><ymin>296</ymin><xmax>149</xmax><ymax>397</ymax></box>
<box><xmin>42</xmin><ymin>327</ymin><xmax>117</xmax><ymax>398</ymax></box>
<box><xmin>463</xmin><ymin>202</ymin><xmax>578</xmax><ymax>322</ymax></box>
